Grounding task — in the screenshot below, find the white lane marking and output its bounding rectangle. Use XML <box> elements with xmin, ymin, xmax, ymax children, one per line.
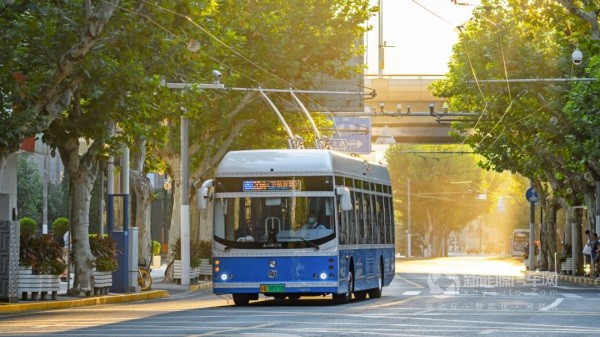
<box><xmin>443</xmin><ymin>291</ymin><xmax>459</xmax><ymax>296</ymax></box>
<box><xmin>562</xmin><ymin>293</ymin><xmax>582</xmax><ymax>298</ymax></box>
<box><xmin>396</xmin><ymin>275</ymin><xmax>425</xmax><ymax>288</ymax></box>
<box><xmin>539</xmin><ymin>298</ymin><xmax>563</xmax><ymax>311</ymax></box>
<box><xmin>479</xmin><ymin>329</ymin><xmax>495</xmax><ymax>334</ymax></box>
<box><xmin>402</xmin><ymin>291</ymin><xmax>422</xmax><ymax>296</ymax></box>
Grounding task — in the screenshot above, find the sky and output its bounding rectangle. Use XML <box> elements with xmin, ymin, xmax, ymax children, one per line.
<box><xmin>365</xmin><ymin>0</ymin><xmax>481</xmax><ymax>75</ymax></box>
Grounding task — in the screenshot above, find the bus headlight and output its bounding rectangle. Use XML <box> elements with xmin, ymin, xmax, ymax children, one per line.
<box><xmin>221</xmin><ymin>273</ymin><xmax>228</xmax><ymax>281</ymax></box>
<box><xmin>320</xmin><ymin>273</ymin><xmax>327</xmax><ymax>280</ymax></box>
<box><xmin>269</xmin><ymin>260</ymin><xmax>276</xmax><ymax>268</ymax></box>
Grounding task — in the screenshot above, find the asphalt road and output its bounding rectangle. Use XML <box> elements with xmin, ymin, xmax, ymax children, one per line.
<box><xmin>2</xmin><ymin>255</ymin><xmax>600</xmax><ymax>337</ymax></box>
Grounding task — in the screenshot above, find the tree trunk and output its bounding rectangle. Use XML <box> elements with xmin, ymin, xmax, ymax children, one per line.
<box><xmin>568</xmin><ymin>207</ymin><xmax>584</xmax><ymax>275</ymax></box>
<box><xmin>130</xmin><ymin>136</ymin><xmax>152</xmax><ymax>265</ymax></box>
<box><xmin>59</xmin><ymin>137</ymin><xmax>99</xmax><ymax>296</ymax></box>
<box><xmin>167</xmin><ymin>160</ymin><xmax>182</xmax><ymax>261</ymax></box>
<box><xmin>424</xmin><ymin>214</ymin><xmax>433</xmax><ymax>257</ymax></box>
<box><xmin>541</xmin><ymin>199</ymin><xmax>558</xmax><ymax>271</ymax></box>
<box><xmin>0</xmin><ymin>155</ymin><xmax>7</xmax><ymax>185</ymax></box>
<box><xmin>131</xmin><ymin>170</ymin><xmax>152</xmax><ymax>264</ymax></box>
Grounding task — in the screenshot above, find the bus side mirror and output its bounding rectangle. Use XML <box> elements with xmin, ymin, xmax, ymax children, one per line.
<box><xmin>197</xmin><ymin>179</ymin><xmax>214</xmax><ymax>210</ymax></box>
<box><xmin>336</xmin><ymin>186</ymin><xmax>352</xmax><ymax>211</ymax></box>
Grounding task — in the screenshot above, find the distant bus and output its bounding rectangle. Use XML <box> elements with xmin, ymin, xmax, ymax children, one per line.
<box><xmin>511</xmin><ymin>229</ymin><xmax>529</xmax><ymax>256</ymax></box>
<box><xmin>198</xmin><ymin>149</ymin><xmax>395</xmax><ymax>306</ymax></box>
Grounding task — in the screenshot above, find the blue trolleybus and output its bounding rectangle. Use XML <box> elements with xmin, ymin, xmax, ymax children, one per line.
<box><xmin>197</xmin><ymin>149</ymin><xmax>395</xmax><ymax>305</ymax></box>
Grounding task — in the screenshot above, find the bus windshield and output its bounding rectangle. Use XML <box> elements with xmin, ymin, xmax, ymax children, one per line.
<box><xmin>512</xmin><ymin>230</ymin><xmax>529</xmax><ymax>256</ymax></box>
<box><xmin>213</xmin><ymin>196</ymin><xmax>336</xmax><ymax>249</ymax></box>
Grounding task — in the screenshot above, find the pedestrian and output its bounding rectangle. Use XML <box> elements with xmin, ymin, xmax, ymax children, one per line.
<box><xmin>590</xmin><ymin>233</ymin><xmax>599</xmax><ymax>279</ymax></box>
<box><xmin>582</xmin><ymin>229</ymin><xmax>592</xmax><ymax>276</ymax></box>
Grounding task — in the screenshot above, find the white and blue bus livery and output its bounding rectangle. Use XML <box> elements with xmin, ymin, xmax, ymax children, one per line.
<box><xmin>198</xmin><ymin>149</ymin><xmax>395</xmax><ymax>305</ymax></box>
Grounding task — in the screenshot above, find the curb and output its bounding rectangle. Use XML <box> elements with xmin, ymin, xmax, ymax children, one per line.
<box><xmin>190</xmin><ymin>282</ymin><xmax>212</xmax><ymax>291</ymax></box>
<box><xmin>558</xmin><ymin>274</ymin><xmax>599</xmax><ymax>286</ymax></box>
<box><xmin>524</xmin><ymin>271</ymin><xmax>599</xmax><ymax>287</ymax></box>
<box><xmin>0</xmin><ymin>290</ymin><xmax>169</xmax><ymax>314</ymax></box>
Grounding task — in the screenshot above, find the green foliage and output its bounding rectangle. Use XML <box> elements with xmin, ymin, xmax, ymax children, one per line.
<box><xmin>191</xmin><ymin>240</ymin><xmax>212</xmax><ymax>267</ymax></box>
<box><xmin>171</xmin><ymin>238</ymin><xmax>181</xmax><ymax>261</ymax></box>
<box><xmin>89</xmin><ymin>234</ymin><xmax>119</xmax><ymax>272</ymax></box>
<box><xmin>19</xmin><ymin>217</ymin><xmax>37</xmax><ymax>236</ymax></box>
<box><xmin>386</xmin><ymin>144</ymin><xmax>529</xmax><ymax>255</ymax></box>
<box><xmin>430</xmin><ymin>0</ymin><xmax>600</xmax><ymax>201</ymax></box>
<box><xmin>152</xmin><ymin>240</ymin><xmax>161</xmax><ymax>256</ymax></box>
<box><xmin>51</xmin><ymin>217</ymin><xmax>69</xmax><ymax>235</ymax></box>
<box><xmin>17</xmin><ymin>154</ymin><xmax>42</xmax><ymax>224</ymax></box>
<box><xmin>3</xmin><ymin>0</ymin><xmax>373</xmax><ymax>287</ymax></box>
<box><xmin>19</xmin><ymin>234</ymin><xmax>66</xmax><ymax>275</ymax></box>
<box><xmin>171</xmin><ymin>239</ymin><xmax>210</xmax><ymax>266</ymax></box>
<box><xmin>48</xmin><ymin>176</ymin><xmax>69</xmax><ymax>224</ymax></box>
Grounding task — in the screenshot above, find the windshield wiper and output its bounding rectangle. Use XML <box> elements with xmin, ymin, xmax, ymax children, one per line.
<box><xmin>296</xmin><ymin>237</ymin><xmax>320</xmax><ymax>251</ymax></box>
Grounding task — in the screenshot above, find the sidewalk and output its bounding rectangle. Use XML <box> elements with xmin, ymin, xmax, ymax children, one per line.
<box><xmin>0</xmin><ymin>263</ymin><xmax>211</xmax><ymax>314</ymax></box>
<box><xmin>524</xmin><ymin>270</ymin><xmax>600</xmax><ymax>287</ymax></box>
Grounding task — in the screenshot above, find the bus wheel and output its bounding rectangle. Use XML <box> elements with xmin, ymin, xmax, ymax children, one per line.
<box><xmin>232</xmin><ymin>294</ymin><xmax>250</xmax><ymax>306</ymax></box>
<box><xmin>354</xmin><ymin>291</ymin><xmax>367</xmax><ymax>300</ymax></box>
<box><xmin>333</xmin><ymin>270</ymin><xmax>353</xmax><ymax>304</ymax></box>
<box><xmin>368</xmin><ymin>262</ymin><xmax>383</xmax><ymax>299</ymax></box>
<box><xmin>287</xmin><ymin>295</ymin><xmax>300</xmax><ymax>301</ymax></box>
<box><xmin>273</xmin><ymin>295</ymin><xmax>285</xmax><ymax>301</ymax></box>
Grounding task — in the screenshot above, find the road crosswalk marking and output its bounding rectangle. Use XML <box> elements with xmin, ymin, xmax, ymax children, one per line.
<box><xmin>402</xmin><ymin>290</ymin><xmax>422</xmax><ymax>296</ymax></box>
<box><xmin>400</xmin><ymin>290</ymin><xmax>585</xmax><ymax>299</ymax></box>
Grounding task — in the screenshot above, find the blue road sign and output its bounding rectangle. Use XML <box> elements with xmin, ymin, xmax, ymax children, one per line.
<box><xmin>525</xmin><ymin>187</ymin><xmax>540</xmax><ymax>205</ymax></box>
<box><xmin>330</xmin><ymin>117</ymin><xmax>371</xmax><ymax>154</ymax></box>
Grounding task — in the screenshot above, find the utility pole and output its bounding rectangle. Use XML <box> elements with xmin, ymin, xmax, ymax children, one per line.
<box><xmin>180</xmin><ymin>116</ymin><xmax>190</xmax><ymax>286</ymax></box>
<box><xmin>528</xmin><ymin>181</ymin><xmax>536</xmax><ymax>271</ymax></box>
<box><xmin>407</xmin><ymin>178</ymin><xmax>412</xmax><ymax>258</ymax></box>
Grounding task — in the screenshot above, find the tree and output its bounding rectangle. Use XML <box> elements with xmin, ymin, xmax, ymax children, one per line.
<box><xmin>48</xmin><ymin>173</ymin><xmax>69</xmax><ymax>225</ymax></box>
<box><xmin>139</xmin><ymin>0</ymin><xmax>374</xmax><ymax>260</ymax></box>
<box><xmin>430</xmin><ymin>0</ymin><xmax>600</xmax><ymax>273</ymax></box>
<box><xmin>0</xmin><ymin>1</ymin><xmax>121</xmax><ymax>177</ymax></box>
<box><xmin>16</xmin><ymin>153</ymin><xmax>41</xmax><ymax>224</ymax></box>
<box><xmin>28</xmin><ymin>0</ymin><xmax>374</xmax><ymax>294</ymax></box>
<box><xmin>386</xmin><ymin>144</ymin><xmax>522</xmax><ymax>257</ymax></box>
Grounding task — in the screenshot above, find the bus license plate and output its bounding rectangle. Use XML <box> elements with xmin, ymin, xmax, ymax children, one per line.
<box><xmin>260</xmin><ymin>284</ymin><xmax>285</xmax><ymax>293</ymax></box>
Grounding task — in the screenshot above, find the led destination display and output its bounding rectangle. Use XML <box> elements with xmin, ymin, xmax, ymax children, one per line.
<box><xmin>242</xmin><ymin>180</ymin><xmax>301</xmax><ymax>191</ymax></box>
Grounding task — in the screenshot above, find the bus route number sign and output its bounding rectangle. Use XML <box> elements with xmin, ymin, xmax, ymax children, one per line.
<box><xmin>243</xmin><ymin>180</ymin><xmax>301</xmax><ymax>192</ymax></box>
<box><xmin>260</xmin><ymin>284</ymin><xmax>285</xmax><ymax>293</ymax></box>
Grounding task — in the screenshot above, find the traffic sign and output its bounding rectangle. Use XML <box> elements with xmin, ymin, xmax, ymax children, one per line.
<box><xmin>330</xmin><ymin>117</ymin><xmax>371</xmax><ymax>154</ymax></box>
<box><xmin>525</xmin><ymin>187</ymin><xmax>540</xmax><ymax>205</ymax></box>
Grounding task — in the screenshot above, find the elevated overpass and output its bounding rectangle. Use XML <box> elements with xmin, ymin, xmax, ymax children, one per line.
<box><xmin>365</xmin><ymin>75</ymin><xmax>453</xmax><ymax>144</ymax></box>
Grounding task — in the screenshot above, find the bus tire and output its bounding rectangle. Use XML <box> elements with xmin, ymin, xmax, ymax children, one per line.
<box><xmin>333</xmin><ymin>270</ymin><xmax>353</xmax><ymax>304</ymax></box>
<box><xmin>354</xmin><ymin>291</ymin><xmax>367</xmax><ymax>300</ymax></box>
<box><xmin>368</xmin><ymin>261</ymin><xmax>383</xmax><ymax>299</ymax></box>
<box><xmin>232</xmin><ymin>294</ymin><xmax>250</xmax><ymax>306</ymax></box>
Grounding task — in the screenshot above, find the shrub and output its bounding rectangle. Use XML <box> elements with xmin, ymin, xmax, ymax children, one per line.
<box><xmin>171</xmin><ymin>238</ymin><xmax>181</xmax><ymax>260</ymax></box>
<box><xmin>19</xmin><ymin>217</ymin><xmax>37</xmax><ymax>236</ymax></box>
<box><xmin>152</xmin><ymin>240</ymin><xmax>161</xmax><ymax>256</ymax></box>
<box><xmin>51</xmin><ymin>217</ymin><xmax>69</xmax><ymax>235</ymax></box>
<box><xmin>19</xmin><ymin>235</ymin><xmax>37</xmax><ymax>268</ymax></box>
<box><xmin>191</xmin><ymin>240</ymin><xmax>212</xmax><ymax>267</ymax></box>
<box><xmin>19</xmin><ymin>234</ymin><xmax>66</xmax><ymax>275</ymax></box>
<box><xmin>171</xmin><ymin>239</ymin><xmax>211</xmax><ymax>267</ymax></box>
<box><xmin>89</xmin><ymin>234</ymin><xmax>119</xmax><ymax>272</ymax></box>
